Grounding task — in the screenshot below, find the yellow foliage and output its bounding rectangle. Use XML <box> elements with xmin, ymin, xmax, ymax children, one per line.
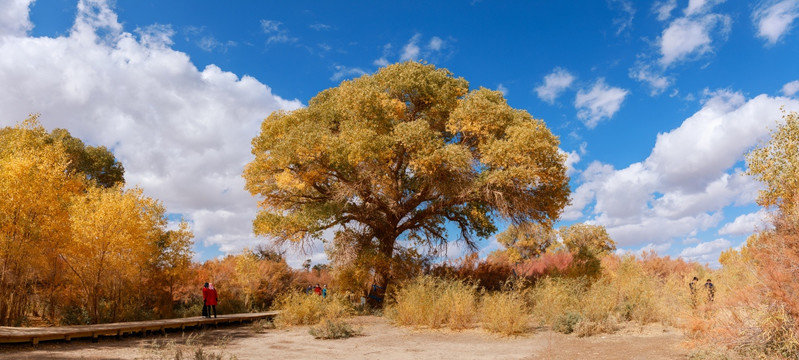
<box><xmin>388</xmin><ymin>276</ymin><xmax>478</xmax><ymax>330</ymax></box>
<box><xmin>244</xmin><ymin>61</ymin><xmax>570</xmax><ymax>295</ymax></box>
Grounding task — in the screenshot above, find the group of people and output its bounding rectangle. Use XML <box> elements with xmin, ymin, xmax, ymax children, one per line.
<box><xmin>202</xmin><ymin>282</ymin><xmax>218</xmax><ymax>318</ymax></box>
<box><xmin>689</xmin><ymin>277</ymin><xmax>715</xmax><ymax>307</ymax></box>
<box><xmin>305</xmin><ymin>284</ymin><xmax>328</xmax><ymax>298</ymax></box>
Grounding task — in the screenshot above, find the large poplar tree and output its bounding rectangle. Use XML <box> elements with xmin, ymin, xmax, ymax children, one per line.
<box><xmin>244</xmin><ymin>62</ymin><xmax>570</xmax><ymax>294</ymax></box>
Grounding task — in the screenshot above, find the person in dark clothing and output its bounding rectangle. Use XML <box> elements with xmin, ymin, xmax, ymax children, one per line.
<box><xmin>704</xmin><ymin>279</ymin><xmax>715</xmax><ymax>303</ymax></box>
<box><xmin>689</xmin><ymin>276</ymin><xmax>699</xmax><ymax>308</ymax></box>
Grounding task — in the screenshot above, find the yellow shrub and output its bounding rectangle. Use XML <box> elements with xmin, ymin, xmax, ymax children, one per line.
<box><xmin>389</xmin><ymin>276</ymin><xmax>478</xmax><ymax>330</ymax></box>
<box><xmin>530</xmin><ymin>276</ymin><xmax>585</xmax><ymax>326</ymax></box>
<box><xmin>480</xmin><ymin>291</ymin><xmax>530</xmax><ymax>335</ymax></box>
<box><xmin>272</xmin><ymin>292</ymin><xmax>351</xmax><ymax>327</ymax></box>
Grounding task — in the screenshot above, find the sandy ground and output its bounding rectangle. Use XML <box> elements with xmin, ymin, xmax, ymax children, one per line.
<box><xmin>0</xmin><ymin>316</ymin><xmax>688</xmax><ymax>359</ymax></box>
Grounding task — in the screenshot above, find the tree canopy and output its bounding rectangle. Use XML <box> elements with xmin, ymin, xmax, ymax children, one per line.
<box><xmin>747</xmin><ymin>109</ymin><xmax>799</xmax><ymax>214</ymax></box>
<box><xmin>244</xmin><ymin>62</ymin><xmax>570</xmax><ymax>291</ymax></box>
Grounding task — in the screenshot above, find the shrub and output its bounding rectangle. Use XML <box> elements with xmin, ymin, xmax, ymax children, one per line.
<box><xmin>272</xmin><ymin>292</ymin><xmax>351</xmax><ymax>327</ymax></box>
<box><xmin>553</xmin><ymin>312</ymin><xmax>582</xmax><ymax>334</ymax></box>
<box><xmin>480</xmin><ymin>291</ymin><xmax>530</xmax><ymax>335</ymax></box>
<box><xmin>308</xmin><ymin>319</ymin><xmax>362</xmax><ymax>339</ymax></box>
<box><xmin>530</xmin><ymin>277</ymin><xmax>585</xmax><ymax>326</ymax></box>
<box><xmin>574</xmin><ymin>318</ymin><xmax>619</xmax><ymax>337</ymax></box>
<box><xmin>389</xmin><ymin>276</ymin><xmax>478</xmax><ymax>330</ymax></box>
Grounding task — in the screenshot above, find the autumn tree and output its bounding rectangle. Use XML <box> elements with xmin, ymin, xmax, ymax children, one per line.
<box><xmin>48</xmin><ymin>128</ymin><xmax>125</xmax><ymax>187</ymax></box>
<box><xmin>745</xmin><ymin>109</ymin><xmax>799</xmax><ymax>330</ymax></box>
<box><xmin>244</xmin><ymin>62</ymin><xmax>570</xmax><ymax>296</ymax></box>
<box><xmin>0</xmin><ymin>116</ymin><xmax>81</xmax><ymax>325</ymax></box>
<box><xmin>148</xmin><ymin>222</ymin><xmax>194</xmax><ymax>317</ymax></box>
<box><xmin>559</xmin><ymin>223</ymin><xmax>616</xmax><ymax>277</ymax></box>
<box><xmin>495</xmin><ymin>223</ymin><xmax>557</xmax><ymax>264</ymax></box>
<box><xmin>61</xmin><ymin>186</ymin><xmax>171</xmax><ymax>323</ymax></box>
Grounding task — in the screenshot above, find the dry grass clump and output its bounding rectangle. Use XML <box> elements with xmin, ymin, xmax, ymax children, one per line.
<box><xmin>272</xmin><ymin>292</ymin><xmax>352</xmax><ymax>327</ymax></box>
<box><xmin>530</xmin><ymin>255</ymin><xmax>680</xmax><ymax>337</ymax></box>
<box><xmin>388</xmin><ymin>275</ymin><xmax>478</xmax><ymax>330</ymax></box>
<box><xmin>480</xmin><ymin>290</ymin><xmax>531</xmax><ymax>335</ymax></box>
<box><xmin>530</xmin><ymin>276</ymin><xmax>585</xmax><ymax>326</ymax></box>
<box><xmin>308</xmin><ymin>318</ymin><xmax>362</xmax><ymax>339</ymax></box>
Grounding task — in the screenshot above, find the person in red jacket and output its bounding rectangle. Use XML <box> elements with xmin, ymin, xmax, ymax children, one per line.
<box><xmin>201</xmin><ymin>283</ymin><xmax>210</xmax><ymax>318</ymax></box>
<box><xmin>314</xmin><ymin>283</ymin><xmax>322</xmax><ymax>296</ymax></box>
<box><xmin>207</xmin><ymin>283</ymin><xmax>218</xmax><ymax>318</ymax></box>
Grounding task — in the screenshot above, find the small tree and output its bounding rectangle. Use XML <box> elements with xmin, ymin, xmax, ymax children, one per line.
<box><xmin>559</xmin><ymin>223</ymin><xmax>615</xmax><ymax>277</ymax></box>
<box><xmin>244</xmin><ymin>62</ymin><xmax>570</xmax><ymax>297</ymax></box>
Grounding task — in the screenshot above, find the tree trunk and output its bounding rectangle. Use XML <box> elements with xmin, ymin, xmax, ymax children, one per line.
<box><xmin>370</xmin><ymin>234</ymin><xmax>397</xmax><ymax>308</ymax></box>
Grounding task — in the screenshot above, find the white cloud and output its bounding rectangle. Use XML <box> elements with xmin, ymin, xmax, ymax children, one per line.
<box><xmin>659</xmin><ymin>14</ymin><xmax>731</xmax><ymax>66</ymax></box>
<box><xmin>718</xmin><ymin>209</ymin><xmax>771</xmax><ymax>236</ymax></box>
<box><xmin>574</xmin><ymin>79</ymin><xmax>629</xmax><ymax>128</ymax></box>
<box><xmin>0</xmin><ymin>0</ymin><xmax>34</xmax><ymax>37</ymax></box>
<box><xmin>398</xmin><ymin>34</ymin><xmax>450</xmax><ymax>63</ymax></box>
<box><xmin>135</xmin><ymin>24</ymin><xmax>174</xmax><ymax>48</ymax></box>
<box><xmin>535</xmin><ymin>67</ymin><xmax>575</xmax><ymax>104</ymax></box>
<box><xmin>782</xmin><ymin>80</ymin><xmax>799</xmax><ymax>96</ymax></box>
<box><xmin>684</xmin><ymin>0</ymin><xmax>726</xmax><ymax>17</ymax></box>
<box><xmin>309</xmin><ymin>23</ymin><xmax>331</xmax><ymax>31</ymax></box>
<box><xmin>653</xmin><ymin>0</ymin><xmax>677</xmax><ymax>21</ymax></box>
<box><xmin>629</xmin><ymin>62</ymin><xmax>671</xmax><ymax>95</ymax></box>
<box><xmin>609</xmin><ymin>0</ymin><xmax>635</xmax><ymax>35</ymax></box>
<box><xmin>373</xmin><ymin>57</ymin><xmax>389</xmax><ymax>67</ymax></box>
<box><xmin>562</xmin><ymin>149</ymin><xmax>581</xmax><ymax>176</ymax></box>
<box><xmin>646</xmin><ymin>91</ymin><xmax>784</xmax><ymax>188</ymax></box>
<box><xmin>260</xmin><ymin>19</ymin><xmax>295</xmax><ymax>45</ymax></box>
<box><xmin>330</xmin><ymin>65</ymin><xmax>367</xmax><ymax>81</ymax></box>
<box><xmin>753</xmin><ymin>0</ymin><xmax>799</xmax><ymax>44</ymax></box>
<box><xmin>400</xmin><ymin>34</ymin><xmax>421</xmax><ymax>61</ymax></box>
<box><xmin>428</xmin><ymin>36</ymin><xmax>444</xmax><ymax>51</ymax></box>
<box><xmin>568</xmin><ymin>91</ymin><xmax>799</xmax><ymax>248</ymax></box>
<box><xmin>496</xmin><ymin>83</ymin><xmax>508</xmax><ymax>96</ymax></box>
<box><xmin>0</xmin><ymin>0</ymin><xmax>302</xmax><ymax>258</ymax></box>
<box><xmin>679</xmin><ymin>238</ymin><xmax>730</xmax><ymax>264</ymax></box>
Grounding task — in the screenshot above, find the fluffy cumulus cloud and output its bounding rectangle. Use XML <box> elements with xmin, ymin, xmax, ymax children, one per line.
<box><xmin>570</xmin><ymin>91</ymin><xmax>799</xmax><ymax>249</ymax></box>
<box><xmin>0</xmin><ymin>0</ymin><xmax>34</xmax><ymax>36</ymax></box>
<box><xmin>574</xmin><ymin>79</ymin><xmax>629</xmax><ymax>128</ymax></box>
<box><xmin>753</xmin><ymin>0</ymin><xmax>799</xmax><ymax>45</ymax></box>
<box><xmin>535</xmin><ymin>67</ymin><xmax>575</xmax><ymax>104</ymax></box>
<box><xmin>679</xmin><ymin>238</ymin><xmax>731</xmax><ymax>264</ymax></box>
<box><xmin>0</xmin><ymin>1</ymin><xmax>303</xmax><ymax>259</ymax></box>
<box><xmin>718</xmin><ymin>209</ymin><xmax>771</xmax><ymax>236</ymax></box>
<box><xmin>659</xmin><ymin>13</ymin><xmax>730</xmax><ymax>66</ymax></box>
<box><xmin>783</xmin><ymin>80</ymin><xmax>799</xmax><ymax>96</ymax></box>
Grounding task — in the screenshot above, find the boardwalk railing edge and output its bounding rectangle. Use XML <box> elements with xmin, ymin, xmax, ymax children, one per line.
<box><xmin>0</xmin><ymin>311</ymin><xmax>280</xmax><ymax>345</ymax></box>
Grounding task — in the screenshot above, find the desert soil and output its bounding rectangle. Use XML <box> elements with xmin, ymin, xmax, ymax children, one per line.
<box><xmin>0</xmin><ymin>316</ymin><xmax>688</xmax><ymax>359</ymax></box>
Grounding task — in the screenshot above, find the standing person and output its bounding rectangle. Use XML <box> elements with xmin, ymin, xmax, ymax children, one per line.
<box><xmin>202</xmin><ymin>283</ymin><xmax>210</xmax><ymax>317</ymax></box>
<box><xmin>314</xmin><ymin>283</ymin><xmax>322</xmax><ymax>296</ymax></box>
<box><xmin>689</xmin><ymin>277</ymin><xmax>699</xmax><ymax>308</ymax></box>
<box><xmin>322</xmin><ymin>284</ymin><xmax>328</xmax><ymax>298</ymax></box>
<box><xmin>704</xmin><ymin>279</ymin><xmax>715</xmax><ymax>303</ymax></box>
<box><xmin>207</xmin><ymin>283</ymin><xmax>218</xmax><ymax>318</ymax></box>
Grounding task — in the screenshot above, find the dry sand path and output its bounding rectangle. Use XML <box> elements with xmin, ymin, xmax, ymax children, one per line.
<box><xmin>0</xmin><ymin>316</ymin><xmax>688</xmax><ymax>359</ymax></box>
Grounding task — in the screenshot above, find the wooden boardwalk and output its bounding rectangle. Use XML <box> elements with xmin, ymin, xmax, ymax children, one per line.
<box><xmin>0</xmin><ymin>311</ymin><xmax>278</xmax><ymax>345</ymax></box>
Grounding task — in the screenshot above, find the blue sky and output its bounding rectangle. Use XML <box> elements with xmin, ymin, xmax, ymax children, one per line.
<box><xmin>2</xmin><ymin>0</ymin><xmax>799</xmax><ymax>267</ymax></box>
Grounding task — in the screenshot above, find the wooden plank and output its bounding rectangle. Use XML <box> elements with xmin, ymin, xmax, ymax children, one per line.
<box><xmin>0</xmin><ymin>311</ymin><xmax>278</xmax><ymax>344</ymax></box>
